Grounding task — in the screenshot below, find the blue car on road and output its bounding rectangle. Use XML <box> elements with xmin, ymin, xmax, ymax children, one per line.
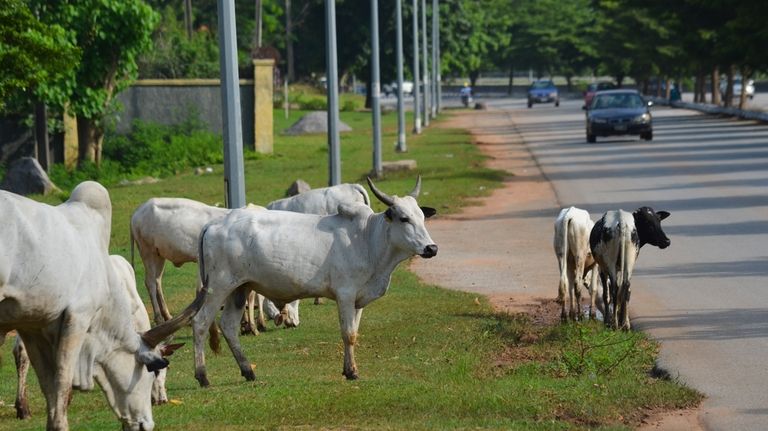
<box><xmin>527</xmin><ymin>80</ymin><xmax>560</xmax><ymax>108</ymax></box>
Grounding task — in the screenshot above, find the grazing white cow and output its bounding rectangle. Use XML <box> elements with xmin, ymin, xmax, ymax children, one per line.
<box><xmin>130</xmin><ymin>198</ymin><xmax>292</xmax><ymax>331</ymax></box>
<box><xmin>12</xmin><ymin>255</ymin><xmax>177</xmax><ymax>419</ymax></box>
<box><xmin>192</xmin><ymin>177</ymin><xmax>437</xmax><ymax>386</ymax></box>
<box><xmin>265</xmin><ymin>182</ymin><xmax>370</xmax><ymax>213</ymax></box>
<box><xmin>589</xmin><ymin>207</ymin><xmax>670</xmax><ymax>330</ymax></box>
<box><xmin>0</xmin><ymin>181</ymin><xmax>201</xmax><ymax>431</ymax></box>
<box><xmin>553</xmin><ymin>207</ymin><xmax>600</xmax><ymax>321</ymax></box>
<box><xmin>238</xmin><ymin>183</ymin><xmax>372</xmax><ymax>330</ymax></box>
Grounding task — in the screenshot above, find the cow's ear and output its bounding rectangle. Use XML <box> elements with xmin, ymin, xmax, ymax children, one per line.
<box><xmin>421</xmin><ymin>206</ymin><xmax>437</xmax><ymax>218</ymax></box>
<box><xmin>385</xmin><ymin>207</ymin><xmax>394</xmax><ymax>221</ymax></box>
<box><xmin>656</xmin><ymin>211</ymin><xmax>670</xmax><ymax>221</ymax></box>
<box><xmin>160</xmin><ymin>343</ymin><xmax>185</xmax><ymax>358</ymax></box>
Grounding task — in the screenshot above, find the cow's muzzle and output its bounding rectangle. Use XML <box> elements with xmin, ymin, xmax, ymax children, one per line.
<box><xmin>421</xmin><ymin>244</ymin><xmax>438</xmax><ymax>258</ymax></box>
<box><xmin>660</xmin><ymin>238</ymin><xmax>671</xmax><ymax>249</ymax></box>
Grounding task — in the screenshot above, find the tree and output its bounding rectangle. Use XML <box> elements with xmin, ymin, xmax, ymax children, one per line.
<box><xmin>31</xmin><ymin>0</ymin><xmax>159</xmax><ymax>166</ymax></box>
<box><xmin>0</xmin><ymin>0</ymin><xmax>78</xmax><ymax>112</ymax></box>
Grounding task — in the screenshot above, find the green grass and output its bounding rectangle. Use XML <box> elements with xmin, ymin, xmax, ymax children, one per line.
<box><xmin>0</xmin><ymin>109</ymin><xmax>699</xmax><ymax>430</ymax></box>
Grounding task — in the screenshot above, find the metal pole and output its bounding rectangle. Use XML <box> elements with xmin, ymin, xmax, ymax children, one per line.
<box><xmin>431</xmin><ymin>0</ymin><xmax>437</xmax><ymax>118</ymax></box>
<box><xmin>421</xmin><ymin>0</ymin><xmax>430</xmax><ymax>127</ymax></box>
<box><xmin>411</xmin><ymin>0</ymin><xmax>421</xmax><ymax>134</ymax></box>
<box><xmin>217</xmin><ymin>0</ymin><xmax>246</xmax><ymax>209</ymax></box>
<box><xmin>435</xmin><ymin>0</ymin><xmax>442</xmax><ymax>113</ymax></box>
<box><xmin>325</xmin><ymin>0</ymin><xmax>341</xmax><ymax>185</ymax></box>
<box><xmin>370</xmin><ymin>0</ymin><xmax>383</xmax><ymax>177</ymax></box>
<box><xmin>395</xmin><ymin>0</ymin><xmax>406</xmax><ymax>152</ymax></box>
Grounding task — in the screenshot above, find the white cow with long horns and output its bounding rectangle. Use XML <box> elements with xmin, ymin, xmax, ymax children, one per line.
<box><xmin>192</xmin><ymin>176</ymin><xmax>437</xmax><ymax>386</ymax></box>
<box><xmin>0</xmin><ymin>181</ymin><xmax>202</xmax><ymax>431</ymax></box>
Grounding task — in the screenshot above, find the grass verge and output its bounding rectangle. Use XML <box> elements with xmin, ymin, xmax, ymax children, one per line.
<box><xmin>0</xmin><ymin>108</ymin><xmax>700</xmax><ymax>430</ymax></box>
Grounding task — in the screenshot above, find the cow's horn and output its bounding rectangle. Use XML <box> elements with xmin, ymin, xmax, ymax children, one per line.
<box><xmin>367</xmin><ymin>176</ymin><xmax>395</xmax><ymax>206</ymax></box>
<box><xmin>142</xmin><ymin>287</ymin><xmax>207</xmax><ymax>348</ymax></box>
<box><xmin>408</xmin><ymin>175</ymin><xmax>422</xmax><ymax>199</ymax></box>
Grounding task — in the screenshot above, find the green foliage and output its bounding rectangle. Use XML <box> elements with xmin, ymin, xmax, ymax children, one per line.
<box><xmin>29</xmin><ymin>0</ymin><xmax>159</xmax><ymax>120</ymax></box>
<box><xmin>550</xmin><ymin>323</ymin><xmax>649</xmax><ymax>377</ymax></box>
<box><xmin>138</xmin><ymin>6</ymin><xmax>219</xmax><ymax>78</ymax></box>
<box><xmin>48</xmin><ymin>115</ymin><xmax>222</xmax><ymax>190</ymax></box>
<box><xmin>0</xmin><ymin>0</ymin><xmax>79</xmax><ymax>111</ymax></box>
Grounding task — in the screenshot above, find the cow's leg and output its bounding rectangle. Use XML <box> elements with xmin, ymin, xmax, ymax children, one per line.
<box><xmin>193</xmin><ymin>282</ymin><xmax>230</xmax><ymax>387</ymax></box>
<box><xmin>567</xmin><ymin>263</ymin><xmax>578</xmax><ymax>321</ymax></box>
<box><xmin>336</xmin><ymin>297</ymin><xmax>363</xmax><ymax>380</ymax></box>
<box><xmin>587</xmin><ymin>268</ymin><xmax>599</xmax><ymax>320</ymax></box>
<box><xmin>219</xmin><ymin>288</ymin><xmax>256</xmax><ymax>381</ymax></box>
<box><xmin>256</xmin><ymin>293</ymin><xmax>267</xmax><ymax>332</ymax></box>
<box><xmin>557</xmin><ymin>255</ymin><xmax>568</xmax><ymax>320</ymax></box>
<box><xmin>152</xmin><ymin>368</ymin><xmax>168</xmax><ymax>405</ymax></box>
<box><xmin>13</xmin><ymin>337</ymin><xmax>31</xmax><ymax>419</ymax></box>
<box><xmin>573</xmin><ymin>256</ymin><xmax>587</xmax><ymax>321</ymax></box>
<box><xmin>609</xmin><ymin>274</ymin><xmax>620</xmax><ymax>330</ymax></box>
<box><xmin>141</xmin><ymin>251</ymin><xmax>171</xmax><ymax>325</ymax></box>
<box><xmin>240</xmin><ymin>290</ymin><xmax>257</xmax><ymax>335</ymax></box>
<box><xmin>619</xmin><ymin>282</ymin><xmax>631</xmax><ymax>331</ymax></box>
<box><xmin>599</xmin><ymin>271</ymin><xmax>610</xmax><ymax>324</ymax></box>
<box><xmin>17</xmin><ymin>334</ymin><xmax>58</xmax><ymax>429</ymax></box>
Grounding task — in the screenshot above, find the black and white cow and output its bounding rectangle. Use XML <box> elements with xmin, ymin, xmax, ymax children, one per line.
<box><xmin>589</xmin><ymin>207</ymin><xmax>670</xmax><ymax>330</ymax></box>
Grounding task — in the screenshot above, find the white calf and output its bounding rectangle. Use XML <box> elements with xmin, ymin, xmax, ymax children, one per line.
<box><xmin>553</xmin><ymin>207</ymin><xmax>599</xmax><ymax>321</ymax></box>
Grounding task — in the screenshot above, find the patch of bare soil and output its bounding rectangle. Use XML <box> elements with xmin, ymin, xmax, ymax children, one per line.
<box><xmin>411</xmin><ymin>108</ymin><xmax>702</xmax><ymax>431</ymax></box>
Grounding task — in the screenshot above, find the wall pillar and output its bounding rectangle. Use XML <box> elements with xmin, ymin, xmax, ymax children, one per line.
<box><xmin>253</xmin><ymin>59</ymin><xmax>274</xmax><ymax>154</ymax></box>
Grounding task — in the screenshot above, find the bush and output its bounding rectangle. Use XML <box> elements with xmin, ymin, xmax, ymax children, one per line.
<box><xmin>49</xmin><ymin>116</ymin><xmax>222</xmax><ymax>190</ymax></box>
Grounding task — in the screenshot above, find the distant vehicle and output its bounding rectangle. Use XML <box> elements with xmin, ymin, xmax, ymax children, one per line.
<box><xmin>383</xmin><ymin>81</ymin><xmax>414</xmax><ymax>97</ymax></box>
<box><xmin>584</xmin><ymin>89</ymin><xmax>653</xmax><ymax>143</ymax></box>
<box><xmin>583</xmin><ymin>81</ymin><xmax>617</xmax><ymax>108</ymax></box>
<box><xmin>720</xmin><ymin>77</ymin><xmax>755</xmax><ymax>99</ymax></box>
<box><xmin>527</xmin><ymin>80</ymin><xmax>559</xmax><ymax>108</ymax></box>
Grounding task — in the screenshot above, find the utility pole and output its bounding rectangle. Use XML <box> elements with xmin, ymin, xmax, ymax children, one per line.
<box><xmin>431</xmin><ymin>0</ymin><xmax>438</xmax><ymax>118</ymax></box>
<box><xmin>325</xmin><ymin>0</ymin><xmax>341</xmax><ymax>185</ymax></box>
<box><xmin>254</xmin><ymin>0</ymin><xmax>262</xmax><ymax>48</ymax></box>
<box><xmin>370</xmin><ymin>0</ymin><xmax>383</xmax><ymax>177</ymax></box>
<box><xmin>412</xmin><ymin>0</ymin><xmax>421</xmax><ymax>134</ymax></box>
<box><xmin>434</xmin><ymin>0</ymin><xmax>442</xmax><ymax>113</ymax></box>
<box><xmin>217</xmin><ymin>0</ymin><xmax>246</xmax><ymax>209</ymax></box>
<box><xmin>421</xmin><ymin>0</ymin><xmax>430</xmax><ymax>127</ymax></box>
<box><xmin>395</xmin><ymin>0</ymin><xmax>406</xmax><ymax>152</ymax></box>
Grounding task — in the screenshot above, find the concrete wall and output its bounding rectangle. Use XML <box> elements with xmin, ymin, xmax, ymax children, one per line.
<box><xmin>115</xmin><ymin>79</ymin><xmax>255</xmax><ymax>149</ymax></box>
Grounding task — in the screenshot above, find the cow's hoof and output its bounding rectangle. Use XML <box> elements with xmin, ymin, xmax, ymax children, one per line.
<box><xmin>256</xmin><ymin>322</ymin><xmax>267</xmax><ymax>333</ymax></box>
<box><xmin>195</xmin><ymin>373</ymin><xmax>210</xmax><ymax>388</ymax></box>
<box><xmin>240</xmin><ymin>323</ymin><xmax>257</xmax><ymax>336</ymax></box>
<box><xmin>152</xmin><ymin>398</ymin><xmax>168</xmax><ymax>406</ymax></box>
<box><xmin>343</xmin><ymin>371</ymin><xmax>359</xmax><ymax>380</ymax></box>
<box><xmin>242</xmin><ymin>369</ymin><xmax>256</xmax><ymax>381</ymax></box>
<box><xmin>15</xmin><ymin>400</ymin><xmax>31</xmax><ymax>420</ymax></box>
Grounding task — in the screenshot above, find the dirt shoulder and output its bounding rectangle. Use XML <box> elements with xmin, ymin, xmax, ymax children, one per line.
<box><xmin>409</xmin><ymin>107</ymin><xmax>703</xmax><ymax>431</ymax></box>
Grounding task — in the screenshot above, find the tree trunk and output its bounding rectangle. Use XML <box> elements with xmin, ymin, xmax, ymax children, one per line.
<box><xmin>565</xmin><ymin>75</ymin><xmax>572</xmax><ymax>92</ymax></box>
<box><xmin>616</xmin><ymin>74</ymin><xmax>624</xmax><ymax>87</ymax></box>
<box><xmin>469</xmin><ymin>70</ymin><xmax>479</xmax><ymax>88</ymax></box>
<box><xmin>664</xmin><ymin>77</ymin><xmax>671</xmax><ymax>100</ymax></box>
<box><xmin>285</xmin><ymin>0</ymin><xmax>294</xmax><ymax>82</ymax></box>
<box><xmin>255</xmin><ymin>0</ymin><xmax>263</xmax><ymax>48</ymax></box>
<box><xmin>34</xmin><ymin>102</ymin><xmax>50</xmax><ymax>172</ymax></box>
<box><xmin>724</xmin><ymin>65</ymin><xmax>735</xmax><ymax>107</ymax></box>
<box><xmin>738</xmin><ymin>66</ymin><xmax>751</xmax><ymax>110</ymax></box>
<box><xmin>76</xmin><ymin>116</ymin><xmax>104</xmax><ymax>167</ymax></box>
<box><xmin>642</xmin><ymin>79</ymin><xmax>649</xmax><ymax>95</ymax></box>
<box><xmin>184</xmin><ymin>0</ymin><xmax>193</xmax><ymax>39</ymax></box>
<box><xmin>507</xmin><ymin>63</ymin><xmax>513</xmax><ymax>95</ymax></box>
<box><xmin>710</xmin><ymin>66</ymin><xmax>720</xmax><ymax>105</ymax></box>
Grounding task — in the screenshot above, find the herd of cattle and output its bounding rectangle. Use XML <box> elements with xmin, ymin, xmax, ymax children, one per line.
<box><xmin>0</xmin><ymin>175</ymin><xmax>670</xmax><ymax>430</ymax></box>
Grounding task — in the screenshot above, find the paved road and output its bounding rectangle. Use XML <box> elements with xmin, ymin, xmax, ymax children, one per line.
<box><xmin>481</xmin><ymin>96</ymin><xmax>768</xmax><ymax>430</ymax></box>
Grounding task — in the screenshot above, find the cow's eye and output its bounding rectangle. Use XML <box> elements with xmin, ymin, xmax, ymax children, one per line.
<box><xmin>399</xmin><ymin>217</ymin><xmax>409</xmax><ymax>223</ymax></box>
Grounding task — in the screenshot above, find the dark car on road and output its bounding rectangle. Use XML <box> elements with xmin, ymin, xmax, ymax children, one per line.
<box><xmin>527</xmin><ymin>80</ymin><xmax>559</xmax><ymax>108</ymax></box>
<box><xmin>584</xmin><ymin>89</ymin><xmax>653</xmax><ymax>143</ymax></box>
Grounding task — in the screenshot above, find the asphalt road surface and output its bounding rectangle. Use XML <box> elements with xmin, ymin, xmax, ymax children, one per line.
<box><xmin>480</xmin><ymin>96</ymin><xmax>768</xmax><ymax>430</ymax></box>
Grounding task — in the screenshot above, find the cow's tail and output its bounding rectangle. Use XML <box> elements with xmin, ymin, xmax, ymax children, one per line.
<box><xmin>198</xmin><ymin>224</ymin><xmax>221</xmax><ymax>354</ymax></box>
<box><xmin>129</xmin><ymin>222</ymin><xmax>135</xmax><ymax>269</ymax></box>
<box><xmin>557</xmin><ymin>217</ymin><xmax>570</xmax><ymax>301</ymax></box>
